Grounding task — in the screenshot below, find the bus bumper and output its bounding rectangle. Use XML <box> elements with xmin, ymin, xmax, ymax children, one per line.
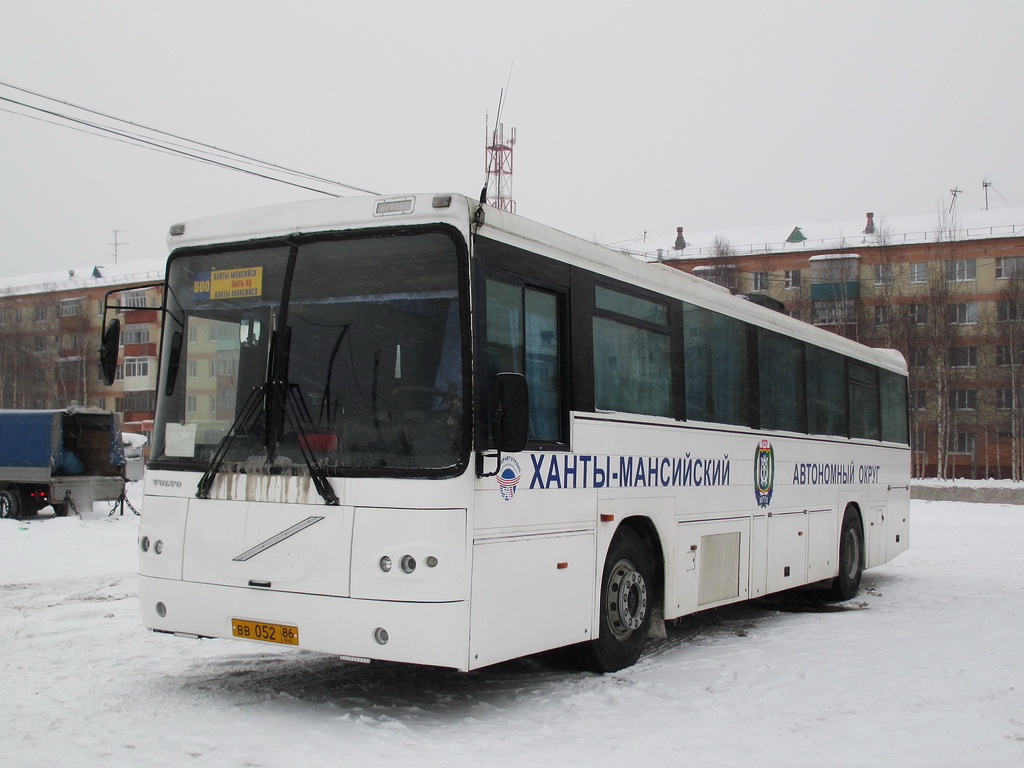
<box><xmin>139</xmin><ymin>575</ymin><xmax>472</xmax><ymax>671</ymax></box>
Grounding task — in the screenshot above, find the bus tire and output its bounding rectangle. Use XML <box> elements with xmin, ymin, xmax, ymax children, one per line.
<box><xmin>576</xmin><ymin>526</ymin><xmax>653</xmax><ymax>673</ymax></box>
<box><xmin>0</xmin><ymin>489</ymin><xmax>21</xmax><ymax>520</ymax></box>
<box><xmin>831</xmin><ymin>505</ymin><xmax>864</xmax><ymax>601</ymax></box>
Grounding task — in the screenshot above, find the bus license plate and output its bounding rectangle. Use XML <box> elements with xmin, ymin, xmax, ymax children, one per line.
<box><xmin>231</xmin><ymin>618</ymin><xmax>299</xmax><ymax>646</ymax></box>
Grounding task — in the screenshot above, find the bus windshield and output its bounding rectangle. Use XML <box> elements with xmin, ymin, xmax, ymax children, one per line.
<box><xmin>151</xmin><ymin>229</ymin><xmax>467</xmax><ymax>476</ymax></box>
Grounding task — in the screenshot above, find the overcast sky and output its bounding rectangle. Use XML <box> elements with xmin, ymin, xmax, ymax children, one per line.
<box><xmin>2</xmin><ymin>0</ymin><xmax>1023</xmax><ymax>277</ymax></box>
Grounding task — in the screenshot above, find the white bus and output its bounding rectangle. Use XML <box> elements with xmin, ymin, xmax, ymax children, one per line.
<box><xmin>116</xmin><ymin>193</ymin><xmax>909</xmax><ymax>673</ymax></box>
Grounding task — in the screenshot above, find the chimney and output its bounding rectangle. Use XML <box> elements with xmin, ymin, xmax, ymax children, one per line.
<box><xmin>863</xmin><ymin>212</ymin><xmax>876</xmax><ymax>235</ymax></box>
<box><xmin>673</xmin><ymin>227</ymin><xmax>687</xmax><ymax>250</ymax></box>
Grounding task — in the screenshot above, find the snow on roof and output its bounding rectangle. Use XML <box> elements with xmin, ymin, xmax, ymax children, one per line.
<box><xmin>613</xmin><ymin>206</ymin><xmax>1024</xmax><ymax>262</ymax></box>
<box><xmin>0</xmin><ymin>257</ymin><xmax>166</xmax><ymax>297</ymax></box>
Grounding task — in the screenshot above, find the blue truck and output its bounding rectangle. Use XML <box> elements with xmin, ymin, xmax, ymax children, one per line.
<box><xmin>0</xmin><ymin>407</ymin><xmax>127</xmax><ymax>519</ymax></box>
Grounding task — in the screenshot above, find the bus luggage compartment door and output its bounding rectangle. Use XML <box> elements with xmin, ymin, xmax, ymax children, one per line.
<box><xmin>469</xmin><ymin>530</ymin><xmax>595</xmax><ymax>670</ymax></box>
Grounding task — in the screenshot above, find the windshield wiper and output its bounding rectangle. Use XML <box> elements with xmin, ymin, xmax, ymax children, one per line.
<box><xmin>281</xmin><ymin>381</ymin><xmax>339</xmax><ymax>505</ymax></box>
<box><xmin>195</xmin><ymin>379</ymin><xmax>339</xmax><ymax>505</ymax></box>
<box><xmin>196</xmin><ymin>384</ymin><xmax>265</xmax><ymax>499</ymax></box>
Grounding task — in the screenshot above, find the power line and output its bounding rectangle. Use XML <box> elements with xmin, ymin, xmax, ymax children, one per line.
<box><xmin>0</xmin><ymin>80</ymin><xmax>378</xmax><ymax>196</ymax></box>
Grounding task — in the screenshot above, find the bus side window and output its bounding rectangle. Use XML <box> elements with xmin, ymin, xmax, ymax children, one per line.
<box><xmin>880</xmin><ymin>369</ymin><xmax>909</xmax><ymax>444</ymax></box>
<box><xmin>484</xmin><ymin>278</ymin><xmax>563</xmax><ymax>443</ymax></box>
<box><xmin>806</xmin><ymin>344</ymin><xmax>847</xmax><ymax>437</ymax></box>
<box><xmin>849</xmin><ymin>363</ymin><xmax>880</xmax><ymax>440</ymax></box>
<box><xmin>683</xmin><ymin>303</ymin><xmax>751</xmax><ymax>427</ymax></box>
<box><xmin>593</xmin><ymin>285</ymin><xmax>672</xmax><ymax>418</ymax></box>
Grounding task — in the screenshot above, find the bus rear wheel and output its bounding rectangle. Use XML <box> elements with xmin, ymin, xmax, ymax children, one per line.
<box><xmin>831</xmin><ymin>505</ymin><xmax>864</xmax><ymax>601</ymax></box>
<box><xmin>575</xmin><ymin>526</ymin><xmax>653</xmax><ymax>673</ymax></box>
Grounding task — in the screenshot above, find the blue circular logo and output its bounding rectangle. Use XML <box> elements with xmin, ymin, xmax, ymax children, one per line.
<box><xmin>496</xmin><ymin>456</ymin><xmax>522</xmax><ymax>501</ymax></box>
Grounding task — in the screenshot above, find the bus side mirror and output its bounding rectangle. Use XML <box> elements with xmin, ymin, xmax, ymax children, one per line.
<box><xmin>492</xmin><ymin>372</ymin><xmax>529</xmax><ymax>453</ymax></box>
<box><xmin>99</xmin><ymin>319</ymin><xmax>121</xmax><ymax>386</ymax></box>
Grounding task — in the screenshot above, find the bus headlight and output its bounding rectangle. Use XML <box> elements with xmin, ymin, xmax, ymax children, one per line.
<box><xmin>379</xmin><ymin>556</ymin><xmax>393</xmax><ymax>573</ymax></box>
<box><xmin>400</xmin><ymin>555</ymin><xmax>416</xmax><ymax>574</ymax></box>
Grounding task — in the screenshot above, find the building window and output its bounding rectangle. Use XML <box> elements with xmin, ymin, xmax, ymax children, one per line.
<box><xmin>874</xmin><ymin>306</ymin><xmax>889</xmax><ymax>326</ymax></box>
<box><xmin>947</xmin><ymin>302</ymin><xmax>979</xmax><ymax>325</ymax></box>
<box><xmin>997</xmin><ymin>389</ymin><xmax>1014</xmax><ymax>410</ymax></box>
<box><xmin>873</xmin><ymin>264</ymin><xmax>893</xmax><ymax>285</ymax></box>
<box><xmin>910</xmin><ymin>389</ymin><xmax>926</xmax><ymax>410</ymax></box>
<box><xmin>996</xmin><ymin>345</ymin><xmax>1017</xmax><ymax>367</ymax></box>
<box><xmin>949</xmin><ymin>432</ymin><xmax>976</xmax><ymax>455</ymax></box>
<box><xmin>951</xmin><ymin>346</ymin><xmax>978</xmax><ymax>368</ymax></box>
<box><xmin>752</xmin><ymin>271</ymin><xmax>769</xmax><ymax>292</ymax></box>
<box><xmin>34</xmin><ymin>336</ymin><xmax>46</xmax><ymax>352</ymax></box>
<box><xmin>949</xmin><ymin>389</ymin><xmax>978</xmax><ymax>410</ymax></box>
<box><xmin>122</xmin><ymin>323</ymin><xmax>150</xmax><ymax>344</ymax></box>
<box><xmin>34</xmin><ymin>305</ymin><xmax>48</xmax><ymax>322</ymax></box>
<box><xmin>123</xmin><ymin>357</ymin><xmax>150</xmax><ymax>377</ymax></box>
<box><xmin>909</xmin><ymin>262</ymin><xmax>928</xmax><ymax>283</ymax></box>
<box><xmin>784</xmin><ymin>270</ymin><xmax>801</xmax><ymax>290</ymax></box>
<box><xmin>813</xmin><ymin>299</ymin><xmax>856</xmax><ymax>326</ymax></box>
<box><xmin>997</xmin><ymin>300</ymin><xmax>1021</xmax><ymax>322</ymax></box>
<box><xmin>187</xmin><ymin>361</ymin><xmax>197</xmax><ymax>378</ymax></box>
<box><xmin>216</xmin><ymin>353</ymin><xmax>239</xmax><ymax>376</ymax></box>
<box><xmin>945</xmin><ymin>259</ymin><xmax>976</xmax><ymax>282</ymax></box>
<box><xmin>186</xmin><ymin>395</ymin><xmax>197</xmax><ymax>414</ymax></box>
<box><xmin>58</xmin><ymin>298</ymin><xmax>84</xmax><ymax>317</ymax></box>
<box><xmin>909</xmin><ymin>303</ymin><xmax>928</xmax><ymax>325</ymax></box>
<box><xmin>120</xmin><ymin>290</ymin><xmax>149</xmax><ymax>311</ymax></box>
<box><xmin>910</xmin><ymin>347</ymin><xmax>929</xmax><ymax>368</ymax></box>
<box><xmin>123</xmin><ymin>391</ymin><xmax>155</xmax><ymax>411</ymax></box>
<box><xmin>995</xmin><ymin>256</ymin><xmax>1024</xmax><ymax>279</ymax></box>
<box><xmin>13</xmin><ymin>307</ymin><xmax>22</xmax><ymax>323</ymax></box>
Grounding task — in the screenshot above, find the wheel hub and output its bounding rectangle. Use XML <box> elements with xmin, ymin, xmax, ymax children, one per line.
<box><xmin>607</xmin><ymin>559</ymin><xmax>648</xmax><ymax>639</ymax></box>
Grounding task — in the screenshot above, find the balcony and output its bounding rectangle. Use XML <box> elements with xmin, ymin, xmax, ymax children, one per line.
<box><xmin>810</xmin><ymin>281</ymin><xmax>860</xmax><ymax>301</ymax></box>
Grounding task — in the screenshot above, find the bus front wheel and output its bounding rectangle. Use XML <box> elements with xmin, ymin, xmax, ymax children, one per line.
<box><xmin>576</xmin><ymin>526</ymin><xmax>653</xmax><ymax>673</ymax></box>
<box><xmin>831</xmin><ymin>505</ymin><xmax>864</xmax><ymax>601</ymax></box>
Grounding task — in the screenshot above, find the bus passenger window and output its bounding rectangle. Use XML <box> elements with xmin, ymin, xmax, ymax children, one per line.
<box><xmin>849</xmin><ymin>363</ymin><xmax>880</xmax><ymax>440</ymax></box>
<box><xmin>683</xmin><ymin>304</ymin><xmax>750</xmax><ymax>427</ymax></box>
<box><xmin>758</xmin><ymin>329</ymin><xmax>806</xmax><ymax>433</ymax></box>
<box><xmin>880</xmin><ymin>369</ymin><xmax>909</xmax><ymax>444</ymax></box>
<box><xmin>593</xmin><ymin>286</ymin><xmax>671</xmax><ymax>418</ymax></box>
<box><xmin>806</xmin><ymin>345</ymin><xmax>847</xmax><ymax>437</ymax></box>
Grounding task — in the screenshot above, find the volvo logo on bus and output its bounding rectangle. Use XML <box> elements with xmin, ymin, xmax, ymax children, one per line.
<box><xmin>496</xmin><ymin>456</ymin><xmax>522</xmax><ymax>501</ymax></box>
<box><xmin>754</xmin><ymin>439</ymin><xmax>775</xmax><ymax>508</ymax></box>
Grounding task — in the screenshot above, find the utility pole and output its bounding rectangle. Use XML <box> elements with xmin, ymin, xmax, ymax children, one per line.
<box><xmin>983</xmin><ymin>179</ymin><xmax>992</xmax><ymax>211</ymax></box>
<box><xmin>110</xmin><ymin>229</ymin><xmax>128</xmax><ymax>264</ymax></box>
<box><xmin>948</xmin><ymin>188</ymin><xmax>962</xmax><ymax>215</ymax></box>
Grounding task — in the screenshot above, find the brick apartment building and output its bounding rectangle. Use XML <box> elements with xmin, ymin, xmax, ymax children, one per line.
<box><xmin>631</xmin><ymin>207</ymin><xmax>1024</xmax><ymax>479</ymax></box>
<box><xmin>0</xmin><ymin>260</ymin><xmax>165</xmax><ymax>441</ymax></box>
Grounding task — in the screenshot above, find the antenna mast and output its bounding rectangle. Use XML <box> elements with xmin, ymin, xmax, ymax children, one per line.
<box><xmin>110</xmin><ymin>229</ymin><xmax>129</xmax><ymax>264</ymax></box>
<box><xmin>484</xmin><ymin>74</ymin><xmax>517</xmax><ymax>213</ymax></box>
<box><xmin>485</xmin><ymin>117</ymin><xmax>516</xmax><ymax>212</ymax></box>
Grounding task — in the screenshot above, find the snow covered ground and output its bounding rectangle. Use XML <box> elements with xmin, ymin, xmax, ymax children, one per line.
<box><xmin>3</xmin><ymin>487</ymin><xmax>1023</xmax><ymax>767</ymax></box>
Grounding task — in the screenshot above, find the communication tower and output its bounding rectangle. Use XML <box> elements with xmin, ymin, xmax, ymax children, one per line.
<box><xmin>485</xmin><ymin>120</ymin><xmax>516</xmax><ymax>212</ymax></box>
